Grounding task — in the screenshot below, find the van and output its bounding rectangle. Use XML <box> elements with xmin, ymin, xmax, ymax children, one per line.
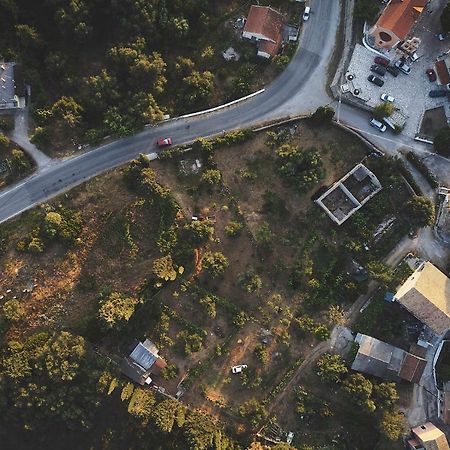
<box><xmin>369</xmin><ymin>118</ymin><xmax>387</xmax><ymax>132</ymax></box>
<box><xmin>303</xmin><ymin>6</ymin><xmax>310</xmax><ymax>21</ymax></box>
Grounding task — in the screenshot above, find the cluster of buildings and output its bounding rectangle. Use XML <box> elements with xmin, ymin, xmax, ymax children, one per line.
<box><xmin>0</xmin><ymin>61</ymin><xmax>24</xmax><ymax>110</ymax></box>
<box><xmin>368</xmin><ymin>0</ymin><xmax>450</xmax><ymax>85</ymax></box>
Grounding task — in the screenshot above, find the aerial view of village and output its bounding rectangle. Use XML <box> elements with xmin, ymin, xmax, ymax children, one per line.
<box><xmin>2</xmin><ymin>0</ymin><xmax>450</xmax><ymax>449</ymax></box>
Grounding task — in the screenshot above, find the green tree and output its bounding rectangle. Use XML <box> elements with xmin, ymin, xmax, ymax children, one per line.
<box><xmin>0</xmin><ymin>133</ymin><xmax>10</xmax><ymax>150</ymax></box>
<box><xmin>2</xmin><ymin>299</ymin><xmax>25</xmax><ymax>322</ymax></box>
<box><xmin>379</xmin><ymin>409</ymin><xmax>404</xmax><ymax>441</ymax></box>
<box><xmin>225</xmin><ymin>220</ymin><xmax>243</xmax><ymax>237</ymax></box>
<box><xmin>168</xmin><ymin>17</ymin><xmax>189</xmax><ymax>37</ymax></box>
<box><xmin>199</xmin><ymin>295</ymin><xmax>217</xmax><ymax>318</ymax></box>
<box><xmin>152</xmin><ymin>399</ymin><xmax>186</xmax><ymax>433</ymax></box>
<box><xmin>183</xmin><ymin>410</ymin><xmax>218</xmax><ymax>450</ymax></box>
<box><xmin>354</xmin><ymin>0</ymin><xmax>379</xmax><ymax>23</ymax></box>
<box><xmin>182</xmin><ymin>70</ymin><xmax>214</xmax><ymax>105</ymax></box>
<box><xmin>238</xmin><ymin>269</ymin><xmax>262</xmax><ymax>293</ymax></box>
<box><xmin>98</xmin><ymin>292</ymin><xmax>140</xmax><ymax>330</ymax></box>
<box><xmin>367</xmin><ymin>261</ymin><xmax>394</xmax><ymax>286</ymax></box>
<box><xmin>327</xmin><ymin>304</ymin><xmax>346</xmax><ymax>326</ymax></box>
<box><xmin>202</xmin><ymin>251</ymin><xmax>229</xmax><ymax>278</ymax></box>
<box><xmin>10</xmin><ymin>149</ymin><xmax>31</xmax><ymax>173</ymax></box>
<box><xmin>153</xmin><ymin>255</ymin><xmax>178</xmax><ymax>281</ymax></box>
<box><xmin>51</xmin><ymin>96</ymin><xmax>83</xmax><ymax>128</ymax></box>
<box><xmin>343</xmin><ymin>373</ymin><xmax>375</xmax><ymax>412</ymax></box>
<box><xmin>200</xmin><ymin>169</ymin><xmax>221</xmax><ymax>185</ymax></box>
<box><xmin>185</xmin><ymin>220</ymin><xmax>214</xmax><ymax>244</ymax></box>
<box><xmin>254</xmin><ymin>343</ymin><xmax>269</xmax><ymax>364</ymax></box>
<box><xmin>405</xmin><ymin>195</ymin><xmax>435</xmax><ymax>227</ymax></box>
<box><xmin>373</xmin><ymin>382</ymin><xmax>399</xmax><ymax>409</ymax></box>
<box><xmin>441</xmin><ymin>3</ymin><xmax>450</xmax><ymax>32</ymax></box>
<box><xmin>434</xmin><ymin>127</ymin><xmax>450</xmax><ymax>156</ymax></box>
<box><xmin>314</xmin><ymin>325</ymin><xmax>331</xmax><ymax>341</ymax></box>
<box><xmin>239</xmin><ymin>398</ymin><xmax>268</xmax><ymax>427</ymax></box>
<box><xmin>373</xmin><ymin>102</ymin><xmax>394</xmax><ymax>120</ymax></box>
<box><xmin>310</xmin><ymin>105</ymin><xmax>335</xmax><ymax>125</ymax></box>
<box><xmin>127</xmin><ymin>388</ymin><xmax>156</xmax><ymax>422</ymax></box>
<box><xmin>316</xmin><ymin>353</ymin><xmax>348</xmax><ymax>383</ymax></box>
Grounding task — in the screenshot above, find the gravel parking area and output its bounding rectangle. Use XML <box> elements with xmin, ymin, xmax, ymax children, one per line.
<box><xmin>344</xmin><ymin>0</ymin><xmax>450</xmax><ymax>138</ymax></box>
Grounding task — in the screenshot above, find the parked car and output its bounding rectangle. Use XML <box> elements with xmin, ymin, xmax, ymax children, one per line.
<box><xmin>369</xmin><ymin>118</ymin><xmax>387</xmax><ymax>132</ymax></box>
<box><xmin>374</xmin><ymin>56</ymin><xmax>389</xmax><ymax>67</ymax></box>
<box><xmin>409</xmin><ymin>52</ymin><xmax>419</xmax><ymax>62</ymax></box>
<box><xmin>231</xmin><ymin>364</ymin><xmax>248</xmax><ymax>374</ymax></box>
<box><xmin>426</xmin><ymin>68</ymin><xmax>437</xmax><ymax>82</ymax></box>
<box><xmin>367</xmin><ymin>75</ymin><xmax>384</xmax><ymax>87</ymax></box>
<box><xmin>157</xmin><ymin>137</ymin><xmax>172</xmax><ymax>147</ymax></box>
<box><xmin>429</xmin><ymin>90</ymin><xmax>447</xmax><ymax>98</ymax></box>
<box><xmin>303</xmin><ymin>6</ymin><xmax>310</xmax><ymax>21</ymax></box>
<box><xmin>370</xmin><ymin>64</ymin><xmax>386</xmax><ymax>76</ymax></box>
<box><xmin>380</xmin><ymin>93</ymin><xmax>394</xmax><ymax>103</ymax></box>
<box><xmin>386</xmin><ymin>65</ymin><xmax>399</xmax><ymax>77</ymax></box>
<box><xmin>395</xmin><ymin>60</ymin><xmax>411</xmax><ymax>74</ymax></box>
<box><xmin>437</xmin><ymin>33</ymin><xmax>448</xmax><ymax>41</ymax></box>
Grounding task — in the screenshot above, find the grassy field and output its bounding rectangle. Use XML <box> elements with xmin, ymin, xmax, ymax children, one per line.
<box><xmin>0</xmin><ymin>119</ymin><xmax>415</xmax><ymax>448</ymax></box>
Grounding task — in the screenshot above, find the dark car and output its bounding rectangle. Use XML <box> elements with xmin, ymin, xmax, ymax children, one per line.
<box><xmin>426</xmin><ymin>68</ymin><xmax>437</xmax><ymax>82</ymax></box>
<box><xmin>367</xmin><ymin>75</ymin><xmax>384</xmax><ymax>87</ymax></box>
<box><xmin>370</xmin><ymin>64</ymin><xmax>386</xmax><ymax>76</ymax></box>
<box><xmin>386</xmin><ymin>65</ymin><xmax>399</xmax><ymax>77</ymax></box>
<box><xmin>374</xmin><ymin>56</ymin><xmax>389</xmax><ymax>67</ymax></box>
<box><xmin>429</xmin><ymin>90</ymin><xmax>447</xmax><ymax>98</ymax></box>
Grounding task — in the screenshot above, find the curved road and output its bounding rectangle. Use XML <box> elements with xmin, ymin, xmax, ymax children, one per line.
<box><xmin>2</xmin><ymin>0</ymin><xmax>449</xmax><ymax>225</ymax></box>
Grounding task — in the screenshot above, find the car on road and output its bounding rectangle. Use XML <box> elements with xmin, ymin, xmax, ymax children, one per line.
<box><xmin>369</xmin><ymin>118</ymin><xmax>387</xmax><ymax>132</ymax></box>
<box><xmin>386</xmin><ymin>65</ymin><xmax>399</xmax><ymax>77</ymax></box>
<box><xmin>395</xmin><ymin>60</ymin><xmax>411</xmax><ymax>74</ymax></box>
<box><xmin>429</xmin><ymin>90</ymin><xmax>447</xmax><ymax>98</ymax></box>
<box><xmin>367</xmin><ymin>75</ymin><xmax>384</xmax><ymax>87</ymax></box>
<box><xmin>157</xmin><ymin>137</ymin><xmax>172</xmax><ymax>147</ymax></box>
<box><xmin>303</xmin><ymin>6</ymin><xmax>310</xmax><ymax>21</ymax></box>
<box><xmin>426</xmin><ymin>68</ymin><xmax>437</xmax><ymax>82</ymax></box>
<box><xmin>380</xmin><ymin>93</ymin><xmax>394</xmax><ymax>103</ymax></box>
<box><xmin>374</xmin><ymin>56</ymin><xmax>389</xmax><ymax>67</ymax></box>
<box><xmin>370</xmin><ymin>64</ymin><xmax>386</xmax><ymax>76</ymax></box>
<box><xmin>231</xmin><ymin>364</ymin><xmax>248</xmax><ymax>374</ymax></box>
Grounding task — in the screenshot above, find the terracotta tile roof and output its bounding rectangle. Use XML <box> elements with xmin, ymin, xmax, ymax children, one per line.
<box><xmin>398</xmin><ymin>353</ymin><xmax>427</xmax><ymax>383</ymax></box>
<box><xmin>394</xmin><ymin>262</ymin><xmax>450</xmax><ymax>335</ymax></box>
<box><xmin>436</xmin><ymin>60</ymin><xmax>450</xmax><ymax>85</ymax></box>
<box><xmin>376</xmin><ymin>0</ymin><xmax>427</xmax><ymax>40</ymax></box>
<box><xmin>244</xmin><ymin>5</ymin><xmax>284</xmax><ymax>44</ymax></box>
<box><xmin>258</xmin><ymin>34</ymin><xmax>283</xmax><ymax>57</ymax></box>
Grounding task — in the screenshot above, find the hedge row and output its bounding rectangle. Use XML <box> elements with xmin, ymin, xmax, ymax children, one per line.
<box><xmin>395</xmin><ymin>159</ymin><xmax>422</xmax><ymax>195</ymax></box>
<box><xmin>263</xmin><ymin>357</ymin><xmax>304</xmax><ymax>405</ymax></box>
<box><xmin>406</xmin><ymin>152</ymin><xmax>438</xmax><ymax>188</ymax></box>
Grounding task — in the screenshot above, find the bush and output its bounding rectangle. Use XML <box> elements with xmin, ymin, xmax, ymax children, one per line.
<box><xmin>185</xmin><ymin>219</ymin><xmax>214</xmax><ymax>244</ymax></box>
<box><xmin>225</xmin><ymin>220</ymin><xmax>243</xmax><ymax>237</ymax></box>
<box><xmin>238</xmin><ymin>269</ymin><xmax>262</xmax><ymax>293</ymax></box>
<box><xmin>441</xmin><ymin>3</ymin><xmax>450</xmax><ymax>32</ymax></box>
<box><xmin>373</xmin><ymin>102</ymin><xmax>394</xmax><ymax>120</ymax></box>
<box><xmin>0</xmin><ymin>133</ymin><xmax>10</xmax><ymax>150</ymax></box>
<box><xmin>161</xmin><ymin>364</ymin><xmax>179</xmax><ymax>380</ymax></box>
<box><xmin>254</xmin><ymin>343</ymin><xmax>269</xmax><ymax>364</ymax></box>
<box><xmin>310</xmin><ymin>106</ymin><xmax>335</xmax><ymax>126</ymax></box>
<box><xmin>2</xmin><ymin>299</ymin><xmax>25</xmax><ymax>322</ymax></box>
<box><xmin>314</xmin><ymin>325</ymin><xmax>331</xmax><ymax>341</ymax></box>
<box><xmin>405</xmin><ymin>152</ymin><xmax>438</xmax><ymax>188</ymax></box>
<box><xmin>201</xmin><ymin>251</ymin><xmax>229</xmax><ymax>278</ymax></box>
<box><xmin>434</xmin><ymin>127</ymin><xmax>450</xmax><ymax>156</ymax></box>
<box><xmin>200</xmin><ymin>169</ymin><xmax>221</xmax><ymax>185</ymax></box>
<box><xmin>405</xmin><ymin>195</ymin><xmax>435</xmax><ymax>227</ymax></box>
<box><xmin>0</xmin><ymin>116</ymin><xmax>14</xmax><ymax>132</ymax></box>
<box><xmin>199</xmin><ymin>295</ymin><xmax>216</xmax><ymax>318</ymax></box>
<box><xmin>9</xmin><ymin>149</ymin><xmax>31</xmax><ymax>174</ymax></box>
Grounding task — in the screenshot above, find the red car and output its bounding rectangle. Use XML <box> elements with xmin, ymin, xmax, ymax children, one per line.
<box><xmin>157</xmin><ymin>137</ymin><xmax>172</xmax><ymax>147</ymax></box>
<box><xmin>374</xmin><ymin>56</ymin><xmax>389</xmax><ymax>67</ymax></box>
<box><xmin>426</xmin><ymin>68</ymin><xmax>437</xmax><ymax>82</ymax></box>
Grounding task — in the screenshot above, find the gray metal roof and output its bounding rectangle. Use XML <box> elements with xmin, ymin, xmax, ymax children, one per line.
<box><xmin>129</xmin><ymin>342</ymin><xmax>157</xmax><ymax>370</ymax></box>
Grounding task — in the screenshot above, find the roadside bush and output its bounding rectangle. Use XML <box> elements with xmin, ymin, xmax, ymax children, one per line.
<box><xmin>405</xmin><ymin>152</ymin><xmax>438</xmax><ymax>188</ymax></box>
<box><xmin>404</xmin><ymin>195</ymin><xmax>435</xmax><ymax>227</ymax></box>
<box><xmin>2</xmin><ymin>299</ymin><xmax>25</xmax><ymax>322</ymax></box>
<box><xmin>310</xmin><ymin>106</ymin><xmax>335</xmax><ymax>126</ymax></box>
<box><xmin>10</xmin><ymin>149</ymin><xmax>31</xmax><ymax>174</ymax></box>
<box><xmin>0</xmin><ymin>133</ymin><xmax>10</xmax><ymax>150</ymax></box>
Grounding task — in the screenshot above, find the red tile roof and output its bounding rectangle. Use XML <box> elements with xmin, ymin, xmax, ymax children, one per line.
<box><xmin>436</xmin><ymin>60</ymin><xmax>450</xmax><ymax>85</ymax></box>
<box><xmin>244</xmin><ymin>5</ymin><xmax>284</xmax><ymax>55</ymax></box>
<box><xmin>376</xmin><ymin>0</ymin><xmax>427</xmax><ymax>41</ymax></box>
<box><xmin>398</xmin><ymin>353</ymin><xmax>427</xmax><ymax>383</ymax></box>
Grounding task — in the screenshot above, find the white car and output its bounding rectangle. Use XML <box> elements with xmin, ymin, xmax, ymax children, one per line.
<box><xmin>231</xmin><ymin>364</ymin><xmax>248</xmax><ymax>374</ymax></box>
<box><xmin>303</xmin><ymin>6</ymin><xmax>310</xmax><ymax>21</ymax></box>
<box><xmin>395</xmin><ymin>60</ymin><xmax>411</xmax><ymax>74</ymax></box>
<box><xmin>380</xmin><ymin>93</ymin><xmax>395</xmax><ymax>103</ymax></box>
<box><xmin>369</xmin><ymin>118</ymin><xmax>387</xmax><ymax>132</ymax></box>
